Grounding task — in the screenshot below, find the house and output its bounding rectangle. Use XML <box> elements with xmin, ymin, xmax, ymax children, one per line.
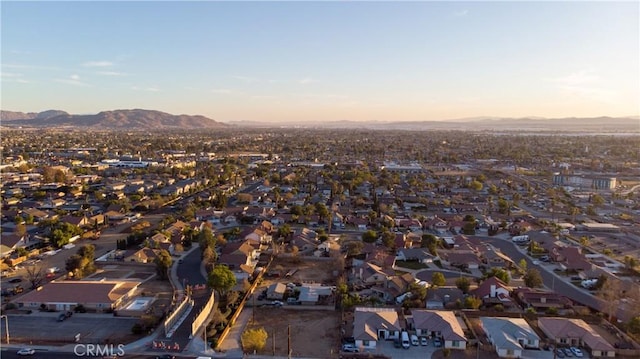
<box><xmin>553</xmin><ymin>246</ymin><xmax>593</xmax><ymax>272</ymax></box>
<box><xmin>480</xmin><ymin>317</ymin><xmax>540</xmax><ymax>358</ymax></box>
<box><xmin>473</xmin><ymin>276</ymin><xmax>513</xmax><ymax>306</ymax></box>
<box><xmin>425</xmin><ymin>287</ymin><xmax>465</xmax><ymax>309</ymax></box>
<box><xmin>395</xmin><ymin>248</ymin><xmax>436</xmax><ymax>264</ymax></box>
<box><xmin>13</xmin><ymin>280</ymin><xmax>141</xmax><ymax>312</ymax></box>
<box><xmin>538</xmin><ymin>318</ymin><xmax>615</xmax><ymax>357</ymax></box>
<box><xmin>411</xmin><ymin>310</ymin><xmax>467</xmax><ymax>350</ymax></box>
<box><xmin>440</xmin><ymin>250</ymin><xmax>482</xmax><ymax>270</ymax></box>
<box><xmin>483</xmin><ymin>247</ymin><xmax>515</xmax><ymax>269</ymax></box>
<box><xmin>218</xmin><ymin>241</ymin><xmax>258</xmax><ymax>274</ymax></box>
<box><xmin>266</xmin><ymin>282</ymin><xmax>287</xmax><ymax>300</ymax></box>
<box><xmin>352</xmin><ymin>307</ymin><xmax>402</xmax><ymax>350</ymax></box>
<box><xmin>352</xmin><ymin>262</ymin><xmax>391</xmax><ymax>285</ymax></box>
<box><xmin>0</xmin><ymin>233</ymin><xmax>40</xmax><ymax>258</ymax></box>
<box><xmin>297</xmin><ymin>284</ymin><xmax>334</xmax><ymax>305</ymax></box>
<box><xmin>124</xmin><ymin>248</ymin><xmax>161</xmax><ymax>264</ymax></box>
<box><xmin>513</xmin><ymin>288</ymin><xmax>572</xmax><ymax>312</ymax></box>
<box><xmin>372</xmin><ymin>272</ymin><xmax>415</xmax><ymax>303</ymax></box>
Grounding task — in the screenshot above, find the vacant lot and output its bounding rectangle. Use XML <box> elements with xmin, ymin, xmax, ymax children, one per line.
<box><xmin>245</xmin><ymin>307</ymin><xmax>341</xmax><ymax>358</ymax></box>
<box><xmin>267</xmin><ymin>256</ymin><xmax>340</xmax><ymax>284</ymax></box>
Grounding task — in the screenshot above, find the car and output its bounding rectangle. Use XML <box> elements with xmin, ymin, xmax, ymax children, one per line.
<box><xmin>271</xmin><ymin>300</ymin><xmax>283</xmax><ymax>307</ymax></box>
<box><xmin>8</xmin><ymin>277</ymin><xmax>22</xmax><ymax>283</ymax></box>
<box><xmin>563</xmin><ymin>348</ymin><xmax>573</xmax><ymax>357</ymax></box>
<box><xmin>394</xmin><ymin>339</ymin><xmax>402</xmax><ymax>348</ymax></box>
<box><xmin>17</xmin><ymin>348</ymin><xmax>35</xmax><ymax>356</ymax></box>
<box><xmin>433</xmin><ymin>338</ymin><xmax>443</xmax><ymax>347</ymax></box>
<box><xmin>341</xmin><ymin>344</ymin><xmax>359</xmax><ymax>353</ymax></box>
<box><xmin>410</xmin><ymin>334</ymin><xmax>419</xmax><ymax>346</ymax></box>
<box><xmin>555</xmin><ymin>348</ymin><xmax>566</xmax><ymax>358</ymax></box>
<box><xmin>156</xmin><ymin>355</ymin><xmax>176</xmax><ymax>359</ymax></box>
<box><xmin>420</xmin><ymin>337</ymin><xmax>428</xmax><ymax>346</ymax></box>
<box><xmin>570</xmin><ymin>347</ymin><xmax>584</xmax><ymax>357</ymax></box>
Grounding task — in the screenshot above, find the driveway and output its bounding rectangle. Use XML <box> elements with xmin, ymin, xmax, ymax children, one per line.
<box><xmin>371</xmin><ymin>337</ymin><xmax>438</xmax><ymax>359</ymax></box>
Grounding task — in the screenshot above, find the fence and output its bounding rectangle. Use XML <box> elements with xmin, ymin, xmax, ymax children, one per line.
<box><xmin>191</xmin><ymin>290</ymin><xmax>216</xmax><ymax>336</ymax></box>
<box><xmin>214</xmin><ymin>256</ymin><xmax>273</xmax><ymax>350</ymax></box>
<box><xmin>163</xmin><ymin>296</ymin><xmax>193</xmax><ymax>336</ymax></box>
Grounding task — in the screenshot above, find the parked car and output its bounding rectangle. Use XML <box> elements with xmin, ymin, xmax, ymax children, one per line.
<box><xmin>341</xmin><ymin>344</ymin><xmax>358</xmax><ymax>353</ymax></box>
<box><xmin>433</xmin><ymin>338</ymin><xmax>443</xmax><ymax>347</ymax></box>
<box><xmin>156</xmin><ymin>355</ymin><xmax>176</xmax><ymax>359</ymax></box>
<box><xmin>570</xmin><ymin>347</ymin><xmax>584</xmax><ymax>357</ymax></box>
<box><xmin>17</xmin><ymin>348</ymin><xmax>35</xmax><ymax>356</ymax></box>
<box><xmin>410</xmin><ymin>334</ymin><xmax>419</xmax><ymax>346</ymax></box>
<box><xmin>420</xmin><ymin>337</ymin><xmax>428</xmax><ymax>346</ymax></box>
<box><xmin>394</xmin><ymin>339</ymin><xmax>402</xmax><ymax>348</ymax></box>
<box><xmin>8</xmin><ymin>277</ymin><xmax>22</xmax><ymax>283</ymax></box>
<box><xmin>57</xmin><ymin>311</ymin><xmax>73</xmax><ymax>322</ymax></box>
<box><xmin>563</xmin><ymin>348</ymin><xmax>573</xmax><ymax>357</ymax></box>
<box><xmin>555</xmin><ymin>348</ymin><xmax>566</xmax><ymax>358</ymax></box>
<box><xmin>271</xmin><ymin>300</ymin><xmax>283</xmax><ymax>307</ymax></box>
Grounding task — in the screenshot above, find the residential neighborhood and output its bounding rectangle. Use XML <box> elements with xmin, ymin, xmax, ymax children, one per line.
<box><xmin>1</xmin><ymin>128</ymin><xmax>639</xmax><ymax>359</ymax></box>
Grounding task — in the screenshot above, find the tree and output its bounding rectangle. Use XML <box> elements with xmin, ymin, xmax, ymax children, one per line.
<box><xmin>432</xmin><ymin>272</ymin><xmax>446</xmax><ymax>287</ymax></box>
<box><xmin>627</xmin><ymin>316</ymin><xmax>640</xmax><ymax>336</ymax></box>
<box><xmin>485</xmin><ymin>268</ymin><xmax>510</xmax><ymax>284</ymax></box>
<box><xmin>198</xmin><ymin>227</ymin><xmax>216</xmax><ymax>250</ymax></box>
<box><xmin>361</xmin><ymin>230</ymin><xmax>378</xmax><ymax>243</ymax></box>
<box><xmin>463</xmin><ymin>296</ymin><xmax>482</xmax><ymax>309</ymax></box>
<box><xmin>154</xmin><ymin>250</ymin><xmax>172</xmax><ymax>280</ymax></box>
<box><xmin>523</xmin><ymin>268</ymin><xmax>543</xmax><ymax>288</ymax></box>
<box><xmin>343</xmin><ymin>241</ymin><xmax>364</xmax><ymax>256</ymax></box>
<box><xmin>25</xmin><ymin>264</ymin><xmax>45</xmax><ymax>289</ymax></box>
<box><xmin>518</xmin><ymin>258</ymin><xmax>528</xmax><ymax>273</ymax></box>
<box><xmin>208</xmin><ymin>265</ymin><xmax>237</xmax><ymax>296</ymax></box>
<box><xmin>598</xmin><ymin>276</ymin><xmax>622</xmax><ymax>321</ymax></box>
<box><xmin>455</xmin><ymin>277</ymin><xmax>471</xmax><ymax>294</ymax></box>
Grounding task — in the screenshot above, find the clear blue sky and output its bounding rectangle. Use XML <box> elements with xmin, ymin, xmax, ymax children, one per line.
<box><xmin>2</xmin><ymin>1</ymin><xmax>638</xmax><ymax>123</ymax></box>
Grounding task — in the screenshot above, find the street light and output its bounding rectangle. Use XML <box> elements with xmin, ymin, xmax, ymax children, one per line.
<box><xmin>0</xmin><ymin>315</ymin><xmax>9</xmax><ymax>344</ymax></box>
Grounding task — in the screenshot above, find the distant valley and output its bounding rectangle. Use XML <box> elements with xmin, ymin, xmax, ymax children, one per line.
<box><xmin>1</xmin><ymin>109</ymin><xmax>638</xmax><ymax>132</ymax></box>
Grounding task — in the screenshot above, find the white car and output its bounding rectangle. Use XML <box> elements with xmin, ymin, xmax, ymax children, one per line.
<box><xmin>570</xmin><ymin>347</ymin><xmax>584</xmax><ymax>357</ymax></box>
<box><xmin>17</xmin><ymin>348</ymin><xmax>35</xmax><ymax>356</ymax></box>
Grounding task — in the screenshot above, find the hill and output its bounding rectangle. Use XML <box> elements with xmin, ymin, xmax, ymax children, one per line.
<box><xmin>0</xmin><ymin>109</ymin><xmax>226</xmax><ymax>130</ymax></box>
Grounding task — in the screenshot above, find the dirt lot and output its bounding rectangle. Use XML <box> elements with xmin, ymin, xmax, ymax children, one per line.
<box><xmin>265</xmin><ymin>256</ymin><xmax>340</xmax><ymax>285</ymax></box>
<box><xmin>245</xmin><ymin>307</ymin><xmax>342</xmax><ymax>358</ymax></box>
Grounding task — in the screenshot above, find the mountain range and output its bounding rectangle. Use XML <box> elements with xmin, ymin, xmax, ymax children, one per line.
<box><xmin>0</xmin><ymin>109</ymin><xmax>226</xmax><ymax>130</ymax></box>
<box><xmin>1</xmin><ymin>109</ymin><xmax>638</xmax><ymax>132</ymax></box>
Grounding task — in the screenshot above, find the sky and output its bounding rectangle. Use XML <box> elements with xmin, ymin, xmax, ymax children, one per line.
<box><xmin>1</xmin><ymin>1</ymin><xmax>639</xmax><ymax>123</ymax></box>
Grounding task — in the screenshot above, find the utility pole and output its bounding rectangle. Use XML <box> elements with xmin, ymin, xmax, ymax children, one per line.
<box><xmin>0</xmin><ymin>315</ymin><xmax>9</xmax><ymax>344</ymax></box>
<box><xmin>287</xmin><ymin>324</ymin><xmax>291</xmax><ymax>359</ymax></box>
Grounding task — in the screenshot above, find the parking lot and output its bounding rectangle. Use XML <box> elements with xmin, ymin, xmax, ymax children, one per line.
<box><xmin>0</xmin><ymin>312</ymin><xmax>139</xmax><ymax>344</ymax></box>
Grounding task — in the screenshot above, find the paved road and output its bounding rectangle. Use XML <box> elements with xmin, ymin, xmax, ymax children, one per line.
<box><xmin>478</xmin><ymin>235</ymin><xmax>636</xmax><ymax>321</ymax></box>
<box><xmin>0</xmin><ymin>349</ymin><xmax>168</xmax><ymax>359</ymax></box>
<box><xmin>151</xmin><ymin>247</ymin><xmax>211</xmax><ymax>353</ymax></box>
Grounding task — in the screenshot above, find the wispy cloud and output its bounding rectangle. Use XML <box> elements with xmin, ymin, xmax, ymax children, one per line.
<box><xmin>55</xmin><ymin>74</ymin><xmax>90</xmax><ymax>87</ymax></box>
<box><xmin>548</xmin><ymin>69</ymin><xmax>617</xmax><ymax>103</ymax></box>
<box><xmin>96</xmin><ymin>71</ymin><xmax>126</xmax><ymax>76</ymax></box>
<box><xmin>82</xmin><ymin>61</ymin><xmax>113</xmax><ymax>67</ymax></box>
<box><xmin>1</xmin><ymin>72</ymin><xmax>30</xmax><ymax>83</ymax></box>
<box><xmin>453</xmin><ymin>9</ymin><xmax>469</xmax><ymax>17</ymax></box>
<box><xmin>298</xmin><ymin>77</ymin><xmax>319</xmax><ymax>85</ymax></box>
<box><xmin>131</xmin><ymin>86</ymin><xmax>160</xmax><ymax>92</ymax></box>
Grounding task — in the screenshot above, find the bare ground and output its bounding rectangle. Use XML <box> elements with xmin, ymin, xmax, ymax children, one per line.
<box><xmin>246</xmin><ymin>308</ymin><xmax>342</xmax><ymax>358</ymax></box>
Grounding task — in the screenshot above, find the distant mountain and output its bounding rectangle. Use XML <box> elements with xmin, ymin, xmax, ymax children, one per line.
<box><xmin>230</xmin><ymin>116</ymin><xmax>640</xmax><ymax>132</ymax></box>
<box><xmin>1</xmin><ymin>109</ymin><xmax>226</xmax><ymax>130</ymax></box>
